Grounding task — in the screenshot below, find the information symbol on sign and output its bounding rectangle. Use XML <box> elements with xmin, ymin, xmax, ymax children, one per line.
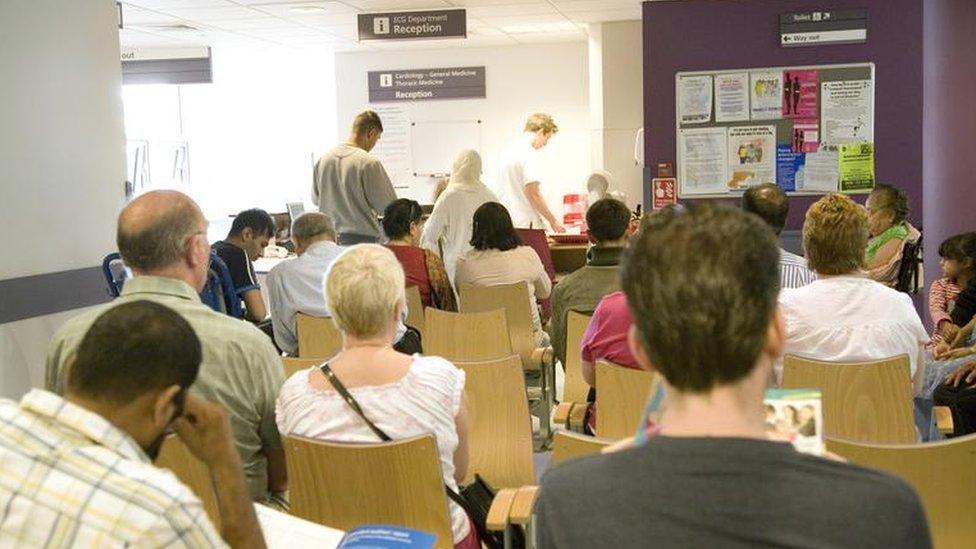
<box><xmin>379</xmin><ymin>74</ymin><xmax>393</xmax><ymax>87</ymax></box>
<box><xmin>374</xmin><ymin>17</ymin><xmax>390</xmax><ymax>34</ymax></box>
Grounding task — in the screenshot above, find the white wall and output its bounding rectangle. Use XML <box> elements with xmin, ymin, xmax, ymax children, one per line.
<box><xmin>123</xmin><ymin>46</ymin><xmax>338</xmax><ymax>221</ymax></box>
<box><xmin>335</xmin><ymin>41</ymin><xmax>591</xmax><ymax>215</ymax></box>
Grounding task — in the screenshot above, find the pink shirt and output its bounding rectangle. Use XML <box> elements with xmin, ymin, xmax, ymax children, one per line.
<box><xmin>580</xmin><ymin>291</ymin><xmax>639</xmax><ymax>369</ymax></box>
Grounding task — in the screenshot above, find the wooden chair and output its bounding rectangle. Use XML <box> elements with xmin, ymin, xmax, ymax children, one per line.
<box><xmin>281</xmin><ymin>356</ymin><xmax>322</xmax><ymax>378</ymax></box>
<box><xmin>296</xmin><ymin>313</ymin><xmax>343</xmax><ymax>359</ymax></box>
<box><xmin>155</xmin><ymin>435</ymin><xmax>221</xmax><ymax>530</ymax></box>
<box><xmin>552</xmin><ymin>431</ymin><xmax>613</xmax><ymax>466</ymax></box>
<box><xmin>562</xmin><ymin>311</ymin><xmax>592</xmax><ymax>403</ymax></box>
<box><xmin>424</xmin><ymin>308</ymin><xmax>513</xmax><ymax>362</ymax></box>
<box><xmin>782</xmin><ymin>355</ymin><xmax>916</xmax><ymax>443</ymax></box>
<box><xmin>454</xmin><ymin>355</ymin><xmax>535</xmax><ymax>488</ymax></box>
<box><xmin>595</xmin><ymin>360</ymin><xmax>656</xmax><ymax>440</ymax></box>
<box><xmin>827</xmin><ymin>434</ymin><xmax>976</xmax><ymax>549</ymax></box>
<box><xmin>285</xmin><ymin>434</ymin><xmax>532</xmax><ymax>549</ymax></box>
<box><xmin>405</xmin><ymin>285</ymin><xmax>426</xmax><ymax>340</ymax></box>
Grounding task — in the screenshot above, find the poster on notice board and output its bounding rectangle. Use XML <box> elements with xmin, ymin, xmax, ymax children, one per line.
<box><xmin>750</xmin><ymin>71</ymin><xmax>783</xmax><ymax>120</ymax></box>
<box><xmin>821</xmin><ymin>80</ymin><xmax>873</xmax><ymax>149</ymax></box>
<box><xmin>839</xmin><ymin>143</ymin><xmax>875</xmax><ymax>192</ymax></box>
<box><xmin>678</xmin><ymin>75</ymin><xmax>713</xmax><ymax>124</ymax></box>
<box><xmin>782</xmin><ymin>69</ymin><xmax>818</xmax><ymax>118</ymax></box>
<box><xmin>727</xmin><ymin>125</ymin><xmax>776</xmax><ymax>190</ymax></box>
<box><xmin>715</xmin><ymin>72</ymin><xmax>749</xmax><ymax>122</ymax></box>
<box><xmin>678</xmin><ymin>127</ymin><xmax>727</xmax><ymax>195</ymax></box>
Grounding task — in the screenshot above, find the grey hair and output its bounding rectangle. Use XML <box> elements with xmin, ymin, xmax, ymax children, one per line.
<box><xmin>292</xmin><ymin>212</ymin><xmax>336</xmax><ymax>242</ymax></box>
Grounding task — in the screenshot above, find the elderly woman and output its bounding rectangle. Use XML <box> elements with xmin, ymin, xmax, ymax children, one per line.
<box><xmin>864</xmin><ymin>184</ymin><xmax>921</xmax><ymax>286</ymax></box>
<box><xmin>455</xmin><ymin>202</ymin><xmax>552</xmax><ymax>346</ymax></box>
<box><xmin>421</xmin><ymin>150</ymin><xmax>497</xmax><ymax>284</ymax></box>
<box><xmin>382</xmin><ymin>198</ymin><xmax>457</xmax><ymax>312</ymax></box>
<box><xmin>275</xmin><ymin>245</ymin><xmax>477</xmax><ymax>548</ymax></box>
<box><xmin>776</xmin><ymin>193</ymin><xmax>929</xmax><ymax>395</ymax></box>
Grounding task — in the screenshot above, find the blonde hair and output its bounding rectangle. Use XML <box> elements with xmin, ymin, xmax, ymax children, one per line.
<box><xmin>325</xmin><ymin>245</ymin><xmax>405</xmax><ymax>338</ymax></box>
<box><xmin>803</xmin><ymin>193</ymin><xmax>869</xmax><ymax>275</ymax></box>
<box><xmin>524</xmin><ymin>113</ymin><xmax>558</xmax><ymax>135</ymax></box>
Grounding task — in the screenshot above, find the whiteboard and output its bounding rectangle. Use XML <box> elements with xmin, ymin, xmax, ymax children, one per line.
<box><xmin>411</xmin><ymin>120</ymin><xmax>482</xmax><ymax>177</ymax></box>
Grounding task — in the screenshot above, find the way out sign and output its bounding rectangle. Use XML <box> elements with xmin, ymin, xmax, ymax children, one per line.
<box><xmin>359</xmin><ymin>9</ymin><xmax>467</xmax><ymax>41</ymax></box>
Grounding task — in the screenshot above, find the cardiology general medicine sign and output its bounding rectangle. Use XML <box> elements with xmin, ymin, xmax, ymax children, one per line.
<box><xmin>368</xmin><ymin>67</ymin><xmax>486</xmax><ymax>103</ymax></box>
<box><xmin>358</xmin><ymin>9</ymin><xmax>466</xmax><ymax>41</ymax></box>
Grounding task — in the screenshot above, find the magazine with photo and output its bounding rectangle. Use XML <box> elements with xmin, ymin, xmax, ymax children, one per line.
<box><xmin>763</xmin><ymin>389</ymin><xmax>823</xmax><ymax>456</ymax></box>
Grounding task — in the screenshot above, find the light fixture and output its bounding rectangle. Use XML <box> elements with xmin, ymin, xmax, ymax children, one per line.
<box><xmin>290</xmin><ymin>5</ymin><xmax>326</xmax><ymax>14</ymax></box>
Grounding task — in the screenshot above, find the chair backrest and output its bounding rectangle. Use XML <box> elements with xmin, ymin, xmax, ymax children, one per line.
<box><xmin>155</xmin><ymin>435</ymin><xmax>221</xmax><ymax>530</ymax></box>
<box><xmin>895</xmin><ymin>234</ymin><xmax>923</xmax><ymax>295</ymax></box>
<box><xmin>208</xmin><ymin>253</ymin><xmax>243</xmax><ymax>318</ymax></box>
<box><xmin>563</xmin><ymin>311</ymin><xmax>592</xmax><ymax>402</ymax></box>
<box><xmin>552</xmin><ymin>431</ymin><xmax>613</xmax><ymax>466</ymax></box>
<box><xmin>459</xmin><ymin>283</ymin><xmax>538</xmax><ymax>367</ymax></box>
<box><xmin>101</xmin><ymin>252</ymin><xmax>127</xmax><ymax>297</ymax></box>
<box><xmin>595</xmin><ymin>360</ymin><xmax>656</xmax><ymax>439</ymax></box>
<box><xmin>296</xmin><ymin>313</ymin><xmax>343</xmax><ymax>359</ymax></box>
<box><xmin>514</xmin><ymin>228</ymin><xmax>557</xmax><ymax>320</ymax></box>
<box><xmin>284</xmin><ymin>434</ymin><xmax>454</xmax><ymax>547</ymax></box>
<box><xmin>454</xmin><ymin>355</ymin><xmax>534</xmax><ymax>488</ymax></box>
<box><xmin>405</xmin><ymin>285</ymin><xmax>426</xmax><ymax>339</ymax></box>
<box><xmin>782</xmin><ymin>354</ymin><xmax>916</xmax><ymax>443</ymax></box>
<box><xmin>424</xmin><ymin>308</ymin><xmax>512</xmax><ymax>362</ymax></box>
<box><xmin>281</xmin><ymin>356</ymin><xmax>323</xmax><ymax>378</ymax></box>
<box><xmin>826</xmin><ymin>434</ymin><xmax>976</xmax><ymax>549</ymax></box>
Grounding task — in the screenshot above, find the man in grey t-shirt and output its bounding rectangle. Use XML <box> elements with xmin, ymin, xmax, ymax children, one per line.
<box><xmin>536</xmin><ymin>203</ymin><xmax>930</xmax><ymax>549</ymax></box>
<box><xmin>312</xmin><ymin>110</ymin><xmax>397</xmax><ymax>245</ymax></box>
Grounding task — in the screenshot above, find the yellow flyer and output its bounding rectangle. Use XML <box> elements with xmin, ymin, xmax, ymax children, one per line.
<box><xmin>838</xmin><ymin>142</ymin><xmax>874</xmax><ymax>192</ymax></box>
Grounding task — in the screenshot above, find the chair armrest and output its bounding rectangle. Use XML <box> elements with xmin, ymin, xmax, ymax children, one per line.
<box><xmin>509</xmin><ymin>486</ymin><xmax>539</xmax><ymax>526</ymax></box>
<box><xmin>553</xmin><ymin>402</ymin><xmax>574</xmax><ymax>427</ymax></box>
<box><xmin>531</xmin><ymin>346</ymin><xmax>554</xmax><ymax>368</ymax></box>
<box><xmin>934</xmin><ymin>406</ymin><xmax>954</xmax><ymax>436</ymax></box>
<box><xmin>486</xmin><ymin>488</ymin><xmax>518</xmax><ymax>531</ymax></box>
<box><xmin>568</xmin><ymin>402</ymin><xmax>587</xmax><ymax>432</ymax></box>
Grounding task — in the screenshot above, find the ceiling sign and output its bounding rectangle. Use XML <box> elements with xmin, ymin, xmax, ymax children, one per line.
<box><xmin>358</xmin><ymin>9</ymin><xmax>467</xmax><ymax>41</ymax></box>
<box><xmin>780</xmin><ymin>9</ymin><xmax>867</xmax><ymax>47</ymax></box>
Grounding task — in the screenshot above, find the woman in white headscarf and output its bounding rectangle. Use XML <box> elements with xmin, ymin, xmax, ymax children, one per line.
<box><xmin>421</xmin><ymin>149</ymin><xmax>497</xmax><ymax>284</ymax></box>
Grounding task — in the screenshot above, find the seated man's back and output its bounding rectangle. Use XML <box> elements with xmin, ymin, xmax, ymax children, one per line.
<box><xmin>538</xmin><ymin>435</ymin><xmax>927</xmax><ymax>548</ymax></box>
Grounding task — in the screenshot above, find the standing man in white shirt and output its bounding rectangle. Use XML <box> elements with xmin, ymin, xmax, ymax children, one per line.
<box><xmin>312</xmin><ymin>110</ymin><xmax>397</xmax><ymax>245</ymax></box>
<box><xmin>496</xmin><ymin>113</ymin><xmax>565</xmax><ymax>232</ymax></box>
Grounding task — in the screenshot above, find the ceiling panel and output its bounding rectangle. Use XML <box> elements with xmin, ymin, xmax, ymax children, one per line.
<box><xmin>160</xmin><ymin>6</ymin><xmax>267</xmax><ymax>20</ymax></box>
<box><xmin>568</xmin><ymin>8</ymin><xmax>641</xmax><ymax>23</ymax></box>
<box><xmin>466</xmin><ymin>3</ymin><xmax>556</xmax><ymax>18</ymax></box>
<box><xmin>123</xmin><ymin>0</ymin><xmax>231</xmax><ymax>8</ymax></box>
<box><xmin>345</xmin><ymin>0</ymin><xmax>451</xmax><ymax>11</ymax></box>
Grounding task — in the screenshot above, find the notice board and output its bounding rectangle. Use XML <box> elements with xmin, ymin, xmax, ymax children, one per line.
<box><xmin>411</xmin><ymin>120</ymin><xmax>482</xmax><ymax>177</ymax></box>
<box><xmin>674</xmin><ymin>63</ymin><xmax>874</xmax><ymax>198</ymax></box>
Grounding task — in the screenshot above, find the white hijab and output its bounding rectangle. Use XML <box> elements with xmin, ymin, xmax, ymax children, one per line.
<box><xmin>586</xmin><ymin>170</ymin><xmax>615</xmax><ymax>204</ymax></box>
<box><xmin>448</xmin><ymin>149</ymin><xmax>488</xmax><ymax>192</ymax></box>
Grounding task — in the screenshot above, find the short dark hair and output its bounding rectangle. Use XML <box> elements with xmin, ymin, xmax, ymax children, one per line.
<box><xmin>470</xmin><ymin>202</ymin><xmax>522</xmax><ymax>252</ymax></box>
<box><xmin>352</xmin><ymin>110</ymin><xmax>383</xmax><ymax>135</ymax></box>
<box><xmin>870</xmin><ymin>184</ymin><xmax>910</xmax><ymax>224</ymax></box>
<box><xmin>938</xmin><ymin>234</ymin><xmax>966</xmax><ymax>260</ymax></box>
<box><xmin>228</xmin><ymin>208</ymin><xmax>276</xmax><ymax>238</ymax></box>
<box><xmin>67</xmin><ymin>301</ymin><xmax>201</xmax><ymax>404</ymax></box>
<box><xmin>586</xmin><ymin>198</ymin><xmax>631</xmax><ymax>243</ymax></box>
<box><xmin>742</xmin><ymin>183</ymin><xmax>789</xmax><ymax>235</ymax></box>
<box><xmin>382</xmin><ymin>199</ymin><xmax>423</xmax><ymax>240</ymax></box>
<box><xmin>620</xmin><ymin>203</ymin><xmax>780</xmax><ymax>392</ymax></box>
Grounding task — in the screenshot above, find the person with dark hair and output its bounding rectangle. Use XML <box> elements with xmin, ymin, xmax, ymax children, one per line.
<box><xmin>47</xmin><ymin>190</ymin><xmax>287</xmax><ymax>508</ymax></box>
<box><xmin>455</xmin><ymin>202</ymin><xmax>552</xmax><ymax>345</ymax></box>
<box><xmin>927</xmin><ymin>233</ymin><xmax>974</xmax><ymax>349</ymax></box>
<box><xmin>865</xmin><ymin>184</ymin><xmax>921</xmax><ymax>287</ymax></box>
<box><xmin>382</xmin><ymin>198</ymin><xmax>457</xmax><ymax>312</ymax></box>
<box><xmin>4</xmin><ymin>301</ymin><xmax>264</xmax><ymax>547</ymax></box>
<box><xmin>213</xmin><ymin>208</ymin><xmax>276</xmax><ymax>323</ymax></box>
<box><xmin>312</xmin><ymin>110</ymin><xmax>397</xmax><ymax>245</ymax></box>
<box><xmin>549</xmin><ymin>198</ymin><xmax>630</xmax><ymax>367</ymax></box>
<box><xmin>535</xmin><ymin>203</ymin><xmax>931</xmax><ymax>549</ymax></box>
<box><xmin>742</xmin><ymin>183</ymin><xmax>815</xmax><ymax>289</ymax></box>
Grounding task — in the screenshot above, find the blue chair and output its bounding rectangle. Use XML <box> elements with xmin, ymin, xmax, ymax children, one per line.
<box><xmin>102</xmin><ymin>252</ymin><xmax>128</xmax><ymax>297</ymax></box>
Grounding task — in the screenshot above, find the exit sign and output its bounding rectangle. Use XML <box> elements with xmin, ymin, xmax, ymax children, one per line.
<box><xmin>780</xmin><ymin>9</ymin><xmax>867</xmax><ymax>47</ymax></box>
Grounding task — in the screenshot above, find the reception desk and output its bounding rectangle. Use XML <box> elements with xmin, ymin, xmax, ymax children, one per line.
<box><xmin>549</xmin><ymin>242</ymin><xmax>588</xmax><ymax>275</ymax></box>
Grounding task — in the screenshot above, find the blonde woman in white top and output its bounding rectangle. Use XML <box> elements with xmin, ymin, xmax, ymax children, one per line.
<box><xmin>421</xmin><ymin>149</ymin><xmax>498</xmax><ymax>284</ymax></box>
<box><xmin>275</xmin><ymin>245</ymin><xmax>478</xmax><ymax>548</ymax></box>
<box><xmin>455</xmin><ymin>202</ymin><xmax>553</xmax><ymax>346</ymax></box>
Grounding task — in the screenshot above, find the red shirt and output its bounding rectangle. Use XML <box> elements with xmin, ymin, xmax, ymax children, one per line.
<box><xmin>580</xmin><ymin>291</ymin><xmax>639</xmax><ymax>369</ymax></box>
<box><xmin>385</xmin><ymin>244</ymin><xmax>432</xmax><ymax>308</ymax></box>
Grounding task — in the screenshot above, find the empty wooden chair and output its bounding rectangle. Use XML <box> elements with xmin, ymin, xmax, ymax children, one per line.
<box><xmin>155</xmin><ymin>435</ymin><xmax>220</xmax><ymax>530</ymax></box>
<box><xmin>296</xmin><ymin>313</ymin><xmax>343</xmax><ymax>359</ymax></box>
<box><xmin>424</xmin><ymin>308</ymin><xmax>513</xmax><ymax>362</ymax></box>
<box><xmin>281</xmin><ymin>356</ymin><xmax>322</xmax><ymax>378</ymax></box>
<box><xmin>595</xmin><ymin>360</ymin><xmax>656</xmax><ymax>440</ymax></box>
<box><xmin>563</xmin><ymin>311</ymin><xmax>592</xmax><ymax>403</ymax></box>
<box><xmin>455</xmin><ymin>355</ymin><xmax>535</xmax><ymax>488</ymax></box>
<box><xmin>552</xmin><ymin>431</ymin><xmax>613</xmax><ymax>466</ymax></box>
<box><xmin>782</xmin><ymin>355</ymin><xmax>916</xmax><ymax>443</ymax></box>
<box><xmin>405</xmin><ymin>285</ymin><xmax>426</xmax><ymax>339</ymax></box>
<box><xmin>827</xmin><ymin>434</ymin><xmax>976</xmax><ymax>549</ymax></box>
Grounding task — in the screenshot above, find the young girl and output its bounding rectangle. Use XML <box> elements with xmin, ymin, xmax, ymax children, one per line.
<box><xmin>928</xmin><ymin>234</ymin><xmax>975</xmax><ymax>348</ymax></box>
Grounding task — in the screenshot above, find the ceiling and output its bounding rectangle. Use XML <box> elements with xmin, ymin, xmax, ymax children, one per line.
<box><xmin>119</xmin><ymin>0</ymin><xmax>643</xmax><ymax>52</ymax></box>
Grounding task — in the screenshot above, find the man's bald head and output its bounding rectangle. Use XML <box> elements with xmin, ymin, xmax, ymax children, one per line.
<box><xmin>742</xmin><ymin>183</ymin><xmax>789</xmax><ymax>236</ymax></box>
<box><xmin>117</xmin><ymin>191</ymin><xmax>207</xmax><ymax>271</ymax></box>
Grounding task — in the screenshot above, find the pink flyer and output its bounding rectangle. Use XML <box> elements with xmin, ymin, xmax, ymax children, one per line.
<box><xmin>782</xmin><ymin>69</ymin><xmax>818</xmax><ymax>118</ymax></box>
<box><xmin>792</xmin><ymin>119</ymin><xmax>820</xmax><ymax>153</ymax></box>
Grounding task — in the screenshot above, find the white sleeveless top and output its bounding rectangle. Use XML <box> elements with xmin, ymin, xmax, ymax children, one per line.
<box><xmin>275</xmin><ymin>355</ymin><xmax>469</xmax><ymax>543</ymax></box>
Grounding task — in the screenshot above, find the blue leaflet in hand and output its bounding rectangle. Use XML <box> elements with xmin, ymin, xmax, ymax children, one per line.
<box><xmin>337</xmin><ymin>525</ymin><xmax>437</xmax><ymax>549</ymax></box>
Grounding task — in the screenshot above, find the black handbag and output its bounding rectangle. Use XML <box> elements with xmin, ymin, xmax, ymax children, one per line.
<box><xmin>318</xmin><ymin>362</ymin><xmax>524</xmax><ymax>548</ymax></box>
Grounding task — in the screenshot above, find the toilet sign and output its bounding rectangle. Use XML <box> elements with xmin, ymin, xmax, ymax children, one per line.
<box><xmin>359</xmin><ymin>9</ymin><xmax>467</xmax><ymax>41</ymax></box>
<box><xmin>652</xmin><ymin>178</ymin><xmax>677</xmax><ymax>209</ymax></box>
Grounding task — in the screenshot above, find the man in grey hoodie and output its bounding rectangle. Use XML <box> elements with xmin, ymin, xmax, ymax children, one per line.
<box><xmin>312</xmin><ymin>110</ymin><xmax>397</xmax><ymax>245</ymax></box>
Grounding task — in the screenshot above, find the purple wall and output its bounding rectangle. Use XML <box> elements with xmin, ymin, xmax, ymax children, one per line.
<box><xmin>922</xmin><ymin>1</ymin><xmax>976</xmax><ymax>295</ymax></box>
<box><xmin>642</xmin><ymin>0</ymin><xmax>924</xmax><ymax>229</ymax></box>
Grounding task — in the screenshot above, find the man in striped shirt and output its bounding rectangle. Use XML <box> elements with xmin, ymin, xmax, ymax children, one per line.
<box><xmin>743</xmin><ymin>183</ymin><xmax>816</xmax><ymax>289</ymax></box>
<box><xmin>0</xmin><ymin>301</ymin><xmax>264</xmax><ymax>548</ymax></box>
